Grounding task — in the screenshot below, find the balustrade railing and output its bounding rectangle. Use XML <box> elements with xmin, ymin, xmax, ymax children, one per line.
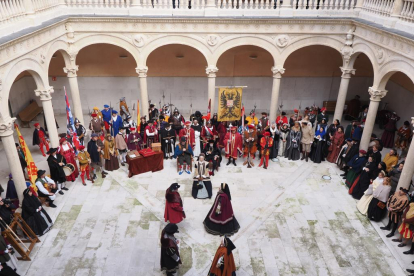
<box><xmin>33</xmin><ymin>0</ymin><xmax>60</xmax><ymax>11</ymax></box>
<box><xmin>65</xmin><ymin>0</ymin><xmax>130</xmax><ymax>8</ymax></box>
<box><xmin>362</xmin><ymin>0</ymin><xmax>394</xmax><ymax>16</ymax></box>
<box><xmin>400</xmin><ymin>0</ymin><xmax>414</xmax><ymax>21</ymax></box>
<box><xmin>0</xmin><ymin>0</ymin><xmax>26</xmax><ymax>24</ymax></box>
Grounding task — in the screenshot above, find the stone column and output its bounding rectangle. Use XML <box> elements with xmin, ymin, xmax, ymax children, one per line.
<box><xmin>333</xmin><ymin>67</ymin><xmax>355</xmax><ymax>124</ymax></box>
<box><xmin>0</xmin><ymin>118</ymin><xmax>27</xmax><ymax>205</ymax></box>
<box><xmin>136</xmin><ymin>66</ymin><xmax>149</xmax><ymax>118</ymax></box>
<box><xmin>359</xmin><ymin>87</ymin><xmax>387</xmax><ymax>150</ymax></box>
<box><xmin>397</xmin><ymin>117</ymin><xmax>414</xmax><ymax>190</ymax></box>
<box><xmin>63</xmin><ymin>65</ymin><xmax>84</xmax><ymax>125</ymax></box>
<box><xmin>269</xmin><ymin>66</ymin><xmax>285</xmax><ymax>122</ymax></box>
<box><xmin>35</xmin><ymin>87</ymin><xmax>59</xmax><ymax>148</ymax></box>
<box><xmin>206</xmin><ymin>66</ymin><xmax>218</xmax><ymax>114</ymax></box>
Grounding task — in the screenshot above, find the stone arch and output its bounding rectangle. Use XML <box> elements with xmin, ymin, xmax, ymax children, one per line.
<box><xmin>74</xmin><ymin>34</ymin><xmax>140</xmax><ymax>66</ymax></box>
<box><xmin>212</xmin><ymin>36</ymin><xmax>277</xmax><ymax>66</ymax></box>
<box><xmin>348</xmin><ymin>42</ymin><xmax>378</xmax><ymax>73</ymax></box>
<box><xmin>140</xmin><ymin>35</ymin><xmax>212</xmax><ymax>67</ymax></box>
<box><xmin>376</xmin><ymin>59</ymin><xmax>414</xmax><ymax>90</ymax></box>
<box><xmin>1</xmin><ymin>58</ymin><xmax>48</xmax><ymax>116</ymax></box>
<box><xmin>279</xmin><ymin>36</ymin><xmax>344</xmax><ymax>67</ymax></box>
<box><xmin>44</xmin><ymin>39</ymin><xmax>72</xmax><ymax>71</ymax></box>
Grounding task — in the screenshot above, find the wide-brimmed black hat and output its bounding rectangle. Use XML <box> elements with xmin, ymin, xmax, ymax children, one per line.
<box><xmin>169</xmin><ymin>183</ymin><xmax>180</xmax><ymax>191</ymax></box>
<box><xmin>164</xmin><ymin>223</ymin><xmax>179</xmax><ymax>234</ymax></box>
<box><xmin>37</xmin><ymin>170</ymin><xmax>46</xmax><ymax>177</ymax></box>
<box><xmin>46</xmin><ymin>148</ymin><xmax>57</xmax><ymax>154</ymax></box>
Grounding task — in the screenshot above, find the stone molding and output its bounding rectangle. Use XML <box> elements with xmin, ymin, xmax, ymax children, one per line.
<box><xmin>271</xmin><ymin>66</ymin><xmax>285</xmax><ymax>78</ymax></box>
<box><xmin>206</xmin><ymin>66</ymin><xmax>218</xmax><ymax>77</ymax></box>
<box><xmin>63</xmin><ymin>65</ymin><xmax>79</xmax><ymax>77</ymax></box>
<box><xmin>0</xmin><ymin>117</ymin><xmax>16</xmax><ymax>137</ymax></box>
<box><xmin>35</xmin><ymin>87</ymin><xmax>54</xmax><ymax>101</ymax></box>
<box><xmin>368</xmin><ymin>87</ymin><xmax>387</xmax><ymax>102</ymax></box>
<box><xmin>340</xmin><ymin>67</ymin><xmax>356</xmax><ymax>79</ymax></box>
<box><xmin>136</xmin><ymin>66</ymin><xmax>148</xmax><ymax>77</ymax></box>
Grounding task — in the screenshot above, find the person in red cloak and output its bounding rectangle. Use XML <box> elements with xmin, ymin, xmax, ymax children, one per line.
<box><xmin>179</xmin><ymin>121</ymin><xmax>195</xmax><ymax>149</ymax></box>
<box><xmin>259</xmin><ymin>132</ymin><xmax>273</xmax><ymax>169</ymax></box>
<box><xmin>57</xmin><ymin>138</ymin><xmax>79</xmax><ymax>182</ymax></box>
<box><xmin>144</xmin><ymin>119</ymin><xmax>159</xmax><ymax>148</ymax></box>
<box><xmin>164</xmin><ymin>183</ymin><xmax>186</xmax><ymax>224</ymax></box>
<box><xmin>224</xmin><ymin>126</ymin><xmax>242</xmax><ymax>166</ymax></box>
<box><xmin>32</xmin><ymin>123</ymin><xmax>50</xmax><ymax>157</ymax></box>
<box><xmin>203</xmin><ymin>183</ymin><xmax>240</xmax><ymax>236</ymax></box>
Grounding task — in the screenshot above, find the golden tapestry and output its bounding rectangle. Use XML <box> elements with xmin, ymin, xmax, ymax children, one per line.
<box><xmin>218</xmin><ymin>87</ymin><xmax>243</xmax><ymax>122</ymax></box>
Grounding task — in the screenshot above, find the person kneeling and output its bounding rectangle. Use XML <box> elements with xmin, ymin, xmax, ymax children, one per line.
<box><xmin>35</xmin><ymin>170</ymin><xmax>57</xmax><ymax>208</ymax></box>
<box><xmin>174</xmin><ymin>137</ymin><xmax>194</xmax><ymax>175</ymax></box>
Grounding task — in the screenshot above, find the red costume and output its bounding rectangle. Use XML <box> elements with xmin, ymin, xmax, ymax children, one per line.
<box><xmin>259</xmin><ymin>133</ymin><xmax>273</xmax><ymax>169</ymax></box>
<box><xmin>217</xmin><ymin>123</ymin><xmax>226</xmax><ymax>149</ymax></box>
<box><xmin>276</xmin><ymin>115</ymin><xmax>288</xmax><ymax>127</ymax></box>
<box><xmin>164</xmin><ymin>184</ymin><xmax>185</xmax><ymax>224</ymax></box>
<box><xmin>32</xmin><ymin>123</ymin><xmax>50</xmax><ymax>156</ymax></box>
<box><xmin>224</xmin><ymin>128</ymin><xmax>242</xmax><ymax>159</ymax></box>
<box><xmin>57</xmin><ymin>139</ymin><xmax>79</xmax><ymax>181</ymax></box>
<box><xmin>326</xmin><ymin>131</ymin><xmax>345</xmax><ymax>163</ymax></box>
<box><xmin>201</xmin><ymin>125</ymin><xmax>217</xmax><ymax>143</ymax></box>
<box><xmin>144</xmin><ymin>124</ymin><xmax>159</xmax><ymax>147</ymax></box>
<box><xmin>179</xmin><ymin>126</ymin><xmax>195</xmax><ymax>148</ymax></box>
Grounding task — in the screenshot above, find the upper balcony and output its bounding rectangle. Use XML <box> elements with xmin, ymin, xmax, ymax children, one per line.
<box><xmin>1</xmin><ymin>0</ymin><xmax>414</xmax><ymax>38</ymax></box>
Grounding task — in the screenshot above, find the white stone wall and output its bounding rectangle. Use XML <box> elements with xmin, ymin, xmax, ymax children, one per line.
<box><xmin>8</xmin><ymin>76</ymin><xmax>411</xmax><ymax>125</ymax></box>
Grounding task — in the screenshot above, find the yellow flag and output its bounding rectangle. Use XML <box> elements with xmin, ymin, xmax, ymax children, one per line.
<box><xmin>15</xmin><ymin>124</ymin><xmax>38</xmax><ymax>193</ymax></box>
<box><xmin>217</xmin><ymin>87</ymin><xmax>243</xmax><ymax>122</ymax></box>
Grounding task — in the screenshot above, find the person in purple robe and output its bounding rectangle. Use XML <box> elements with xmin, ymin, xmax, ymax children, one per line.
<box><xmin>127</xmin><ymin>127</ymin><xmax>143</xmax><ymax>151</ymax></box>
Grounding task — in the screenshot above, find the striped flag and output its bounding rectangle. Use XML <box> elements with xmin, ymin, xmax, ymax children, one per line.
<box><xmin>64</xmin><ymin>86</ymin><xmax>80</xmax><ymax>151</ymax></box>
<box><xmin>15</xmin><ymin>124</ymin><xmax>39</xmax><ymax>194</ymax></box>
<box><xmin>202</xmin><ymin>99</ymin><xmax>211</xmax><ymax>122</ymax></box>
<box><xmin>137</xmin><ymin>100</ymin><xmax>141</xmax><ymax>132</ymax></box>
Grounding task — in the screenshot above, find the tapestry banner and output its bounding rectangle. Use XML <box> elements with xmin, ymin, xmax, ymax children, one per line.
<box><xmin>217</xmin><ymin>87</ymin><xmax>243</xmax><ymax>122</ymax></box>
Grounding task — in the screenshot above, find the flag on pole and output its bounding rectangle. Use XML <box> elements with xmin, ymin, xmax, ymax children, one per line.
<box><xmin>15</xmin><ymin>124</ymin><xmax>39</xmax><ymax>194</ymax></box>
<box><xmin>202</xmin><ymin>99</ymin><xmax>211</xmax><ymax>122</ymax></box>
<box><xmin>137</xmin><ymin>100</ymin><xmax>141</xmax><ymax>132</ymax></box>
<box><xmin>65</xmin><ymin>86</ymin><xmax>80</xmax><ymax>151</ymax></box>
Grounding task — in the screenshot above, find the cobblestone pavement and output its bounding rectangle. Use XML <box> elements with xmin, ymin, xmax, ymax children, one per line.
<box><xmin>16</xmin><ymin>156</ymin><xmax>408</xmax><ymax>276</ymax></box>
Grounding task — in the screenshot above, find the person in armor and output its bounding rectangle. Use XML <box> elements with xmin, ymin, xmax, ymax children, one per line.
<box><xmin>123</xmin><ymin>115</ymin><xmax>137</xmax><ymax>135</ymax></box>
<box><xmin>171</xmin><ymin>108</ymin><xmax>185</xmax><ymax>135</ymax></box>
<box><xmin>74</xmin><ymin>118</ymin><xmax>86</xmax><ymax>146</ymax></box>
<box><xmin>201</xmin><ymin>120</ymin><xmax>218</xmax><ymax>144</ymax></box>
<box><xmin>163</xmin><ymin>104</ymin><xmax>171</xmax><ymax>118</ymax></box>
<box><xmin>119</xmin><ymin>97</ymin><xmax>130</xmax><ymax>120</ymax></box>
<box><xmin>149</xmin><ymin>104</ymin><xmax>159</xmax><ymax>122</ymax></box>
<box><xmin>243</xmin><ymin>125</ymin><xmax>257</xmax><ymax>167</ymax></box>
<box><xmin>161</xmin><ymin>123</ymin><xmax>176</xmax><ymax>159</ymax></box>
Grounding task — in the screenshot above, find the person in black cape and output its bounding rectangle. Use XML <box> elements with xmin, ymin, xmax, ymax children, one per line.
<box><xmin>351</xmin><ymin>158</ymin><xmax>381</xmax><ymax>199</ymax></box>
<box><xmin>46</xmin><ymin>148</ymin><xmax>67</xmax><ymax>194</ymax></box>
<box><xmin>160</xmin><ymin>223</ymin><xmax>181</xmax><ymax>276</ymax></box>
<box><xmin>160</xmin><ymin>122</ymin><xmax>177</xmax><ymax>159</ymax></box>
<box><xmin>6</xmin><ymin>174</ymin><xmax>19</xmax><ymax>208</ymax></box>
<box><xmin>284</xmin><ymin>122</ymin><xmax>302</xmax><ymax>161</ymax></box>
<box><xmin>203</xmin><ymin>139</ymin><xmax>222</xmax><ymax>176</ymax></box>
<box><xmin>269</xmin><ymin>122</ymin><xmax>279</xmax><ymax>161</ymax></box>
<box><xmin>310</xmin><ymin>126</ymin><xmax>326</xmax><ymax>163</ymax></box>
<box><xmin>21</xmin><ymin>188</ymin><xmax>53</xmax><ymax>236</ymax></box>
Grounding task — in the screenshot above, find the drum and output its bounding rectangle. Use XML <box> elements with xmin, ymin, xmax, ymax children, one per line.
<box><xmin>63</xmin><ymin>163</ymin><xmax>75</xmax><ymax>176</ymax></box>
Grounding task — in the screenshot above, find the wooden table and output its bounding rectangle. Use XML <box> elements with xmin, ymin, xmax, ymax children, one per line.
<box><xmin>126</xmin><ymin>151</ymin><xmax>164</xmax><ymax>177</ymax></box>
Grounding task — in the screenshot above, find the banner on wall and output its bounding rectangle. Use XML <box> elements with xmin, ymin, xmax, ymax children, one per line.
<box><xmin>217</xmin><ymin>87</ymin><xmax>243</xmax><ymax>122</ymax></box>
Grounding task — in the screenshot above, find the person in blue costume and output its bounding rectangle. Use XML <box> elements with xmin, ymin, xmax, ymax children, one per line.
<box><xmin>174</xmin><ymin>137</ymin><xmax>194</xmax><ymax>175</ymax></box>
<box><xmin>110</xmin><ymin>110</ymin><xmax>123</xmax><ymax>137</ymax></box>
<box><xmin>101</xmin><ymin>104</ymin><xmax>112</xmax><ymax>134</ymax></box>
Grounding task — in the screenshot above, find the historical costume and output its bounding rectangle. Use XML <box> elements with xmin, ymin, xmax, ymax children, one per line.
<box><xmin>380</xmin><ymin>187</ymin><xmax>409</xmax><ymax>238</ymax></box>
<box><xmin>357</xmin><ymin>174</ymin><xmax>384</xmax><ymax>215</ymax></box>
<box><xmin>192</xmin><ymin>154</ymin><xmax>213</xmax><ymax>199</ymax></box>
<box><xmin>340</xmin><ymin>140</ymin><xmax>360</xmax><ymax>177</ymax></box>
<box><xmin>345</xmin><ymin>150</ymin><xmax>367</xmax><ymax>188</ymax></box>
<box><xmin>327</xmin><ymin>126</ymin><xmax>345</xmax><ymax>163</ymax></box>
<box><xmin>77</xmin><ymin>146</ymin><xmax>91</xmax><ymax>186</ymax></box>
<box><xmin>57</xmin><ymin>138</ymin><xmax>79</xmax><ymax>182</ymax></box>
<box><xmin>258</xmin><ymin>132</ymin><xmax>273</xmax><ymax>169</ymax></box>
<box><xmin>115</xmin><ymin>128</ymin><xmax>128</xmax><ymax>166</ymax></box>
<box><xmin>119</xmin><ymin>97</ymin><xmax>130</xmax><ymax>120</ymax></box>
<box><xmin>101</xmin><ymin>105</ymin><xmax>112</xmax><ymax>133</ymax></box>
<box><xmin>103</xmin><ymin>134</ymin><xmax>119</xmax><ymax>171</ymax></box>
<box><xmin>257</xmin><ymin>112</ymin><xmax>270</xmax><ymax>154</ymax></box>
<box><xmin>47</xmin><ymin>148</ymin><xmax>67</xmax><ymax>193</ymax></box>
<box><xmin>269</xmin><ymin>123</ymin><xmax>279</xmax><ymax>161</ymax></box>
<box><xmin>35</xmin><ymin>170</ymin><xmax>57</xmax><ymax>207</ymax></box>
<box><xmin>278</xmin><ymin>124</ymin><xmax>289</xmax><ymax>157</ymax></box>
<box><xmin>144</xmin><ymin>120</ymin><xmax>159</xmax><ymax>148</ymax></box>
<box><xmin>217</xmin><ymin>122</ymin><xmax>227</xmax><ymax>149</ymax></box>
<box><xmin>203</xmin><ymin>139</ymin><xmax>221</xmax><ymax>176</ymax></box>
<box><xmin>149</xmin><ymin>104</ymin><xmax>159</xmax><ymax>122</ymax></box>
<box><xmin>301</xmin><ymin>121</ymin><xmax>313</xmax><ymax>162</ymax></box>
<box><xmin>350</xmin><ymin>157</ymin><xmax>378</xmax><ymax>198</ymax></box>
<box><xmin>21</xmin><ymin>188</ymin><xmax>53</xmax><ymax>236</ymax></box>
<box><xmin>246</xmin><ymin>110</ymin><xmax>258</xmax><ymax>126</ymax></box>
<box><xmin>123</xmin><ymin>115</ymin><xmax>137</xmax><ymax>135</ymax></box>
<box><xmin>6</xmin><ymin>175</ymin><xmax>19</xmax><ymax>209</ymax></box>
<box><xmin>395</xmin><ymin>202</ymin><xmax>414</xmax><ymax>253</ymax></box>
<box><xmin>381</xmin><ymin>112</ymin><xmax>400</xmax><ymax>148</ymax></box>
<box><xmin>208</xmin><ymin>237</ymin><xmax>237</xmax><ymax>276</ymax></box>
<box><xmin>110</xmin><ymin>110</ymin><xmax>123</xmax><ymax>137</ymax></box>
<box><xmin>383</xmin><ymin>150</ymin><xmax>399</xmax><ymax>172</ymax></box>
<box><xmin>204</xmin><ymin>183</ymin><xmax>240</xmax><ymax>236</ymax></box>
<box><xmin>164</xmin><ymin>183</ymin><xmax>185</xmax><ymax>224</ymax></box>
<box><xmin>276</xmin><ymin>112</ymin><xmax>288</xmax><ymax>127</ymax></box>
<box><xmin>160</xmin><ymin>123</ymin><xmax>176</xmax><ymax>159</ymax></box>
<box><xmin>284</xmin><ymin>122</ymin><xmax>301</xmax><ymax>161</ymax></box>
<box><xmin>171</xmin><ymin>108</ymin><xmax>185</xmax><ymax>135</ymax></box>
<box><xmin>92</xmin><ymin>106</ymin><xmax>103</xmax><ymax>120</ymax></box>
<box><xmin>367</xmin><ymin>146</ymin><xmax>382</xmax><ymax>166</ymax></box>
<box><xmin>74</xmin><ymin>118</ymin><xmax>86</xmax><ymax>146</ymax></box>
<box><xmin>336</xmin><ymin>139</ymin><xmax>352</xmax><ymax>169</ymax></box>
<box><xmin>202</xmin><ymin>121</ymin><xmax>218</xmax><ymax>144</ymax></box>
<box><xmin>16</xmin><ymin>143</ymin><xmax>27</xmax><ymax>173</ymax></box>
<box><xmin>127</xmin><ymin>127</ymin><xmax>143</xmax><ymax>151</ymax></box>
<box><xmin>310</xmin><ymin>126</ymin><xmax>326</xmax><ymax>164</ymax></box>
<box><xmin>160</xmin><ymin>223</ymin><xmax>181</xmax><ymax>276</ymax></box>
<box><xmin>395</xmin><ymin>121</ymin><xmax>412</xmax><ymax>152</ymax></box>
<box><xmin>367</xmin><ymin>177</ymin><xmax>392</xmax><ymax>221</ymax></box>
<box><xmin>243</xmin><ymin>125</ymin><xmax>257</xmax><ymax>167</ymax></box>
<box><xmin>174</xmin><ymin>137</ymin><xmax>194</xmax><ymax>175</ymax></box>
<box><xmin>224</xmin><ymin>127</ymin><xmax>243</xmax><ymax>166</ymax></box>
<box><xmin>89</xmin><ymin>113</ymin><xmax>104</xmax><ymax>136</ymax></box>
<box><xmin>32</xmin><ymin>123</ymin><xmax>49</xmax><ymax>157</ymax></box>
<box><xmin>139</xmin><ymin>117</ymin><xmax>148</xmax><ymax>139</ymax></box>
<box><xmin>191</xmin><ymin>120</ymin><xmax>202</xmax><ymax>157</ymax></box>
<box><xmin>88</xmin><ymin>133</ymin><xmax>107</xmax><ymax>179</ymax></box>
<box><xmin>179</xmin><ymin>122</ymin><xmax>196</xmax><ymax>149</ymax></box>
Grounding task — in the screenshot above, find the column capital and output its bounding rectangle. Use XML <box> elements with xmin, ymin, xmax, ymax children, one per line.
<box><xmin>63</xmin><ymin>65</ymin><xmax>79</xmax><ymax>77</ymax></box>
<box><xmin>35</xmin><ymin>87</ymin><xmax>54</xmax><ymax>101</ymax></box>
<box><xmin>340</xmin><ymin>67</ymin><xmax>356</xmax><ymax>79</ymax></box>
<box><xmin>136</xmin><ymin>66</ymin><xmax>148</xmax><ymax>77</ymax></box>
<box><xmin>206</xmin><ymin>66</ymin><xmax>218</xmax><ymax>77</ymax></box>
<box><xmin>0</xmin><ymin>117</ymin><xmax>16</xmax><ymax>137</ymax></box>
<box><xmin>271</xmin><ymin>66</ymin><xmax>285</xmax><ymax>79</ymax></box>
<box><xmin>368</xmin><ymin>87</ymin><xmax>387</xmax><ymax>102</ymax></box>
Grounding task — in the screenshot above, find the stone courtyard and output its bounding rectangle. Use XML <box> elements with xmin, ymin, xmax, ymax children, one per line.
<box><xmin>12</xmin><ymin>148</ymin><xmax>410</xmax><ymax>276</ymax></box>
